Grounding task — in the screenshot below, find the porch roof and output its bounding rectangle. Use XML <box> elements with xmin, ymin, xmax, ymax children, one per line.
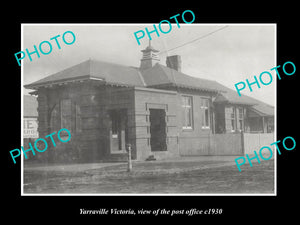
<box><xmin>250</xmin><ymin>103</ymin><xmax>275</xmax><ymax>117</ymax></box>
<box><xmin>213</xmin><ymin>85</ymin><xmax>259</xmax><ymax>106</ymax></box>
<box><xmin>214</xmin><ymin>84</ymin><xmax>274</xmax><ymax>116</ymax></box>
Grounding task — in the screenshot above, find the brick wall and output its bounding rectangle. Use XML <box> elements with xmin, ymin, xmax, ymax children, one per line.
<box><xmin>177</xmin><ymin>89</ymin><xmax>213</xmax><ymax>156</ymax></box>
<box><xmin>133</xmin><ymin>87</ymin><xmax>179</xmax><ymax>160</ymax></box>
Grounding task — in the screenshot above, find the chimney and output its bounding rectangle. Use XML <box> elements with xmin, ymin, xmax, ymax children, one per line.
<box><xmin>140</xmin><ymin>41</ymin><xmax>160</xmax><ymax>70</ymax></box>
<box><xmin>166</xmin><ymin>55</ymin><xmax>181</xmax><ymax>72</ymax></box>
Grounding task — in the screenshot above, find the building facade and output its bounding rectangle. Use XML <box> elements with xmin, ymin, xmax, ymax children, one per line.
<box><xmin>25</xmin><ymin>44</ymin><xmax>274</xmax><ymax>162</ymax></box>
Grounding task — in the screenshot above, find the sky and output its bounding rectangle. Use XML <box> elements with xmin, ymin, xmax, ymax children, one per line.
<box><xmin>22</xmin><ymin>24</ymin><xmax>276</xmax><ymax>105</ymax></box>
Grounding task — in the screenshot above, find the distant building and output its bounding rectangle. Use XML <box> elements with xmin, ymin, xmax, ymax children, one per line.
<box><xmin>23</xmin><ymin>95</ymin><xmax>38</xmax><ymax>160</ymax></box>
<box><xmin>25</xmin><ymin>44</ymin><xmax>274</xmax><ymax>163</ymax></box>
<box><xmin>24</xmin><ymin>95</ymin><xmax>38</xmax><ymax>138</ymax></box>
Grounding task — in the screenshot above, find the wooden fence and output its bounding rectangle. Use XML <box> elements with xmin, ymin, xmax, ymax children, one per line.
<box><xmin>179</xmin><ymin>132</ymin><xmax>274</xmax><ymax>156</ymax></box>
<box><xmin>243</xmin><ymin>133</ymin><xmax>275</xmax><ymax>155</ymax></box>
<box><xmin>179</xmin><ymin>133</ymin><xmax>243</xmax><ymax>156</ymax></box>
<box><xmin>210</xmin><ymin>133</ymin><xmax>243</xmax><ymax>155</ymax></box>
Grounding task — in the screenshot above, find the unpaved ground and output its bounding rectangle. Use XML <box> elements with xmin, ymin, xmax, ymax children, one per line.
<box><xmin>23</xmin><ymin>159</ymin><xmax>274</xmax><ymax>194</ymax></box>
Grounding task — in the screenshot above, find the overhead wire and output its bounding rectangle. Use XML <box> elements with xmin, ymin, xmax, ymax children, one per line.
<box><xmin>159</xmin><ymin>25</ymin><xmax>230</xmax><ymax>88</ymax></box>
<box><xmin>159</xmin><ymin>25</ymin><xmax>229</xmax><ymax>54</ymax></box>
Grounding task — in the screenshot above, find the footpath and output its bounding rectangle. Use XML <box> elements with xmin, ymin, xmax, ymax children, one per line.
<box><xmin>24</xmin><ymin>156</ymin><xmax>238</xmax><ymax>174</ymax></box>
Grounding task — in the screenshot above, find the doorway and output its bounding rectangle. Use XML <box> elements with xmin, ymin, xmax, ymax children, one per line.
<box><xmin>109</xmin><ymin>109</ymin><xmax>128</xmax><ymax>152</ymax></box>
<box><xmin>149</xmin><ymin>109</ymin><xmax>167</xmax><ymax>151</ymax></box>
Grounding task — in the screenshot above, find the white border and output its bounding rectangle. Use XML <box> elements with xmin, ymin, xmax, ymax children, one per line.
<box><xmin>274</xmin><ymin>24</ymin><xmax>277</xmax><ymax>196</ymax></box>
<box><xmin>21</xmin><ymin>23</ymin><xmax>24</xmax><ymax>195</ymax></box>
<box><xmin>21</xmin><ymin>23</ymin><xmax>277</xmax><ymax>196</ymax></box>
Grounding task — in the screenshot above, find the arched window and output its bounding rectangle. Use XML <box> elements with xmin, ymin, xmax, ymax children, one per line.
<box><xmin>50</xmin><ymin>103</ymin><xmax>60</xmax><ymax>132</ymax></box>
<box><xmin>49</xmin><ymin>99</ymin><xmax>81</xmax><ymax>133</ymax></box>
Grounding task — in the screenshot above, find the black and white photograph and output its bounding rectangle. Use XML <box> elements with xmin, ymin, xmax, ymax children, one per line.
<box><xmin>4</xmin><ymin>5</ymin><xmax>298</xmax><ymax>221</ymax></box>
<box><xmin>21</xmin><ymin>24</ymin><xmax>276</xmax><ymax>195</ymax></box>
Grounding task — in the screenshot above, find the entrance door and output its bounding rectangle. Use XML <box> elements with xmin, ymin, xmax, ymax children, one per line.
<box><xmin>110</xmin><ymin>109</ymin><xmax>127</xmax><ymax>152</ymax></box>
<box><xmin>149</xmin><ymin>109</ymin><xmax>167</xmax><ymax>151</ymax></box>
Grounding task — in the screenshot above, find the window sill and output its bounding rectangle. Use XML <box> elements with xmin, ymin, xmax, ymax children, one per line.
<box><xmin>182</xmin><ymin>127</ymin><xmax>193</xmax><ymax>131</ymax></box>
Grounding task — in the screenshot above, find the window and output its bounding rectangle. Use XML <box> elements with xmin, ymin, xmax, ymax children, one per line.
<box><xmin>230</xmin><ymin>107</ymin><xmax>236</xmax><ymax>131</ymax></box>
<box><xmin>75</xmin><ymin>104</ymin><xmax>81</xmax><ymax>132</ymax></box>
<box><xmin>237</xmin><ymin>107</ymin><xmax>244</xmax><ymax>131</ymax></box>
<box><xmin>201</xmin><ymin>98</ymin><xmax>210</xmax><ymax>129</ymax></box>
<box><xmin>111</xmin><ymin>110</ymin><xmax>120</xmax><ymax>136</ymax></box>
<box><xmin>59</xmin><ymin>99</ymin><xmax>81</xmax><ymax>133</ymax></box>
<box><xmin>61</xmin><ymin>99</ymin><xmax>72</xmax><ymax>131</ymax></box>
<box><xmin>182</xmin><ymin>96</ymin><xmax>193</xmax><ymax>129</ymax></box>
<box><xmin>50</xmin><ymin>104</ymin><xmax>60</xmax><ymax>131</ymax></box>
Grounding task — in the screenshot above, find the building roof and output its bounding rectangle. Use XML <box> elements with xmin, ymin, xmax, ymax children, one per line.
<box><xmin>23</xmin><ymin>95</ymin><xmax>38</xmax><ymax>117</ymax></box>
<box><xmin>24</xmin><ymin>59</ymin><xmax>227</xmax><ymax>93</ymax></box>
<box><xmin>249</xmin><ymin>102</ymin><xmax>275</xmax><ymax>117</ymax></box>
<box><xmin>24</xmin><ymin>59</ymin><xmax>145</xmax><ymax>89</ymax></box>
<box><xmin>214</xmin><ymin>84</ymin><xmax>274</xmax><ymax>116</ymax></box>
<box><xmin>214</xmin><ymin>84</ymin><xmax>260</xmax><ymax>105</ymax></box>
<box><xmin>141</xmin><ymin>45</ymin><xmax>159</xmax><ymax>53</ymax></box>
<box><xmin>24</xmin><ymin>58</ymin><xmax>274</xmax><ymax>116</ymax></box>
<box><xmin>141</xmin><ymin>63</ymin><xmax>226</xmax><ymax>93</ymax></box>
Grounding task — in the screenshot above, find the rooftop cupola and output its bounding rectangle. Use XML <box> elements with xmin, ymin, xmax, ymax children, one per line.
<box><xmin>140</xmin><ymin>41</ymin><xmax>160</xmax><ymax>70</ymax></box>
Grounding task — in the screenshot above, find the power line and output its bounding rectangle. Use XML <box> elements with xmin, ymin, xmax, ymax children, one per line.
<box><xmin>159</xmin><ymin>25</ymin><xmax>229</xmax><ymax>54</ymax></box>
